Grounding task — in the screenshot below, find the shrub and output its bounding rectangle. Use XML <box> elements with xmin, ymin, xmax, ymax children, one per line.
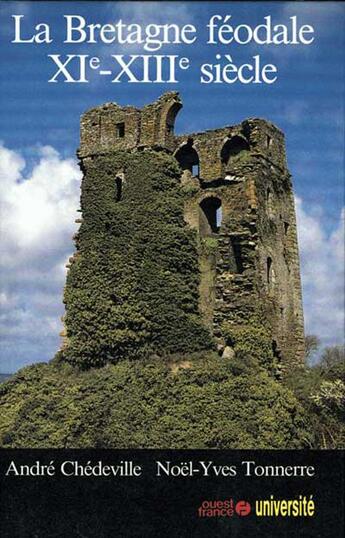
<box><xmin>0</xmin><ymin>351</ymin><xmax>309</xmax><ymax>449</ymax></box>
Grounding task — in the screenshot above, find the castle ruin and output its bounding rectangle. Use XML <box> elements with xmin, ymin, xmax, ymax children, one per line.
<box><xmin>64</xmin><ymin>92</ymin><xmax>305</xmax><ymax>370</ymax></box>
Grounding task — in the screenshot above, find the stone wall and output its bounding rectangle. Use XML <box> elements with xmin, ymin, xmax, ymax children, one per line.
<box><xmin>74</xmin><ymin>92</ymin><xmax>305</xmax><ymax>369</ymax></box>
<box><xmin>78</xmin><ymin>92</ymin><xmax>182</xmax><ymax>158</ymax></box>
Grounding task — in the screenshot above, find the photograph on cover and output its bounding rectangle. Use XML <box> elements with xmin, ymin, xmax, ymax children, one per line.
<box><xmin>0</xmin><ymin>1</ymin><xmax>344</xmax><ymax>450</ymax></box>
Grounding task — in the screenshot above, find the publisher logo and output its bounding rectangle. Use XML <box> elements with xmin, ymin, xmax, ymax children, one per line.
<box><xmin>197</xmin><ymin>499</ymin><xmax>234</xmax><ymax>518</ymax></box>
<box><xmin>197</xmin><ymin>499</ymin><xmax>252</xmax><ymax>518</ymax></box>
<box><xmin>235</xmin><ymin>500</ymin><xmax>251</xmax><ymax>516</ymax></box>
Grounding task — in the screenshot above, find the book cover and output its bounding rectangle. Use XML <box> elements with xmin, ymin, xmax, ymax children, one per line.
<box><xmin>0</xmin><ymin>1</ymin><xmax>344</xmax><ymax>536</ymax></box>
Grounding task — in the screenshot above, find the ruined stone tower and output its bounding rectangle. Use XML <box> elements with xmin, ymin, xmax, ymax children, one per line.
<box><xmin>63</xmin><ymin>92</ymin><xmax>305</xmax><ymax>370</ymax></box>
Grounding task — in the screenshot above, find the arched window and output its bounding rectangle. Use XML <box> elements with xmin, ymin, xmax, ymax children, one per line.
<box><xmin>199</xmin><ymin>197</ymin><xmax>222</xmax><ymax>236</ymax></box>
<box><xmin>221</xmin><ymin>135</ymin><xmax>250</xmax><ymax>168</ymax></box>
<box><xmin>175</xmin><ymin>140</ymin><xmax>200</xmax><ymax>177</ymax></box>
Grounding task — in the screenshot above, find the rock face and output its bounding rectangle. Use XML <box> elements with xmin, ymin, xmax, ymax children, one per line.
<box><xmin>63</xmin><ymin>92</ymin><xmax>305</xmax><ymax>370</ymax></box>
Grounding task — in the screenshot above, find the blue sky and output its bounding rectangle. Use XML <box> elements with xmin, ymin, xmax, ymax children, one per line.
<box><xmin>0</xmin><ymin>1</ymin><xmax>344</xmax><ymax>372</ymax></box>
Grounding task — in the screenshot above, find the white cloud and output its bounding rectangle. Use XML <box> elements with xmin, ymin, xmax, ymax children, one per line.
<box><xmin>0</xmin><ymin>144</ymin><xmax>80</xmax><ymax>252</ymax></box>
<box><xmin>296</xmin><ymin>197</ymin><xmax>345</xmax><ymax>347</ymax></box>
<box><xmin>0</xmin><ymin>143</ymin><xmax>81</xmax><ymax>372</ymax></box>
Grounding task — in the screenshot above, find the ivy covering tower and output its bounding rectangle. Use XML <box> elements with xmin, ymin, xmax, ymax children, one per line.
<box><xmin>62</xmin><ymin>92</ymin><xmax>305</xmax><ymax>371</ymax></box>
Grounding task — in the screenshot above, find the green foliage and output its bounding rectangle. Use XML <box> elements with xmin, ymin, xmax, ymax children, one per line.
<box><xmin>309</xmin><ymin>379</ymin><xmax>345</xmax><ymax>449</ymax></box>
<box><xmin>200</xmin><ymin>237</ymin><xmax>218</xmax><ymax>256</ymax></box>
<box><xmin>63</xmin><ymin>150</ymin><xmax>212</xmax><ymax>368</ymax></box>
<box><xmin>285</xmin><ymin>344</ymin><xmax>345</xmax><ymax>449</ymax></box>
<box><xmin>311</xmin><ymin>380</ymin><xmax>345</xmax><ymax>414</ymax></box>
<box><xmin>318</xmin><ymin>345</ymin><xmax>345</xmax><ymax>380</ymax></box>
<box><xmin>222</xmin><ymin>322</ymin><xmax>276</xmax><ymax>372</ymax></box>
<box><xmin>0</xmin><ymin>351</ymin><xmax>309</xmax><ymax>449</ymax></box>
<box><xmin>181</xmin><ymin>181</ymin><xmax>199</xmax><ymax>197</ymax></box>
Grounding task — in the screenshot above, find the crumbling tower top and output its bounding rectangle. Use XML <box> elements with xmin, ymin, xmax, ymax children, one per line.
<box><xmin>79</xmin><ymin>91</ymin><xmax>182</xmax><ymax>157</ymax></box>
<box><xmin>79</xmin><ymin>92</ymin><xmax>287</xmax><ymax>182</ymax></box>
